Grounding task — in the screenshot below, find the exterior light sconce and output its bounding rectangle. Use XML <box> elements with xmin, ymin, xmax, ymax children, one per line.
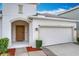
<box><xmin>35</xmin><ymin>28</ymin><xmax>38</xmax><ymax>31</ymax></box>
<box><xmin>74</xmin><ymin>28</ymin><xmax>77</xmax><ymax>30</ymax></box>
<box><xmin>29</xmin><ymin>17</ymin><xmax>33</xmax><ymax>20</ymax></box>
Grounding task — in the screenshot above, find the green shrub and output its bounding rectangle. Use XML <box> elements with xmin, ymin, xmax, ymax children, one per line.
<box><xmin>0</xmin><ymin>38</ymin><xmax>9</xmax><ymax>53</ymax></box>
<box><xmin>36</xmin><ymin>40</ymin><xmax>42</xmax><ymax>48</ymax></box>
<box><xmin>77</xmin><ymin>37</ymin><xmax>79</xmax><ymax>43</ymax></box>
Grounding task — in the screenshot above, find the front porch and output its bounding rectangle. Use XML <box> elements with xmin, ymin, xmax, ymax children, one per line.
<box><xmin>10</xmin><ymin>20</ymin><xmax>30</xmax><ymax>48</ymax></box>
<box><xmin>10</xmin><ymin>40</ymin><xmax>29</xmax><ymax>48</ymax></box>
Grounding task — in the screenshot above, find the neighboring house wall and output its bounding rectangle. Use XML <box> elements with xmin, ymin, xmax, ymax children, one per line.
<box><xmin>59</xmin><ymin>8</ymin><xmax>79</xmax><ymax>37</ymax></box>
<box><xmin>2</xmin><ymin>3</ymin><xmax>36</xmax><ymax>47</ymax></box>
<box><xmin>59</xmin><ymin>8</ymin><xmax>79</xmax><ymax>20</ymax></box>
<box><xmin>31</xmin><ymin>18</ymin><xmax>76</xmax><ymax>47</ymax></box>
<box><xmin>0</xmin><ymin>18</ymin><xmax>2</xmax><ymax>37</ymax></box>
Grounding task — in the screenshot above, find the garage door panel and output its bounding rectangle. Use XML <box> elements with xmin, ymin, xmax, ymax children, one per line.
<box><xmin>39</xmin><ymin>27</ymin><xmax>73</xmax><ymax>46</ymax></box>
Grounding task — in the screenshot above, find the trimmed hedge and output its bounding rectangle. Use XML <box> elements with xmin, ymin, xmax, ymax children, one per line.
<box><xmin>0</xmin><ymin>38</ymin><xmax>9</xmax><ymax>53</ymax></box>
<box><xmin>36</xmin><ymin>40</ymin><xmax>42</xmax><ymax>48</ymax></box>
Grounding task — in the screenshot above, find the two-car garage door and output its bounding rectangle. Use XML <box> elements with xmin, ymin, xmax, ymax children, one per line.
<box><xmin>39</xmin><ymin>26</ymin><xmax>73</xmax><ymax>46</ymax></box>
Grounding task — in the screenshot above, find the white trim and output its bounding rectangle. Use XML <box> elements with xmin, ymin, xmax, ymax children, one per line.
<box><xmin>9</xmin><ymin>17</ymin><xmax>29</xmax><ymax>23</ymax></box>
<box><xmin>29</xmin><ymin>16</ymin><xmax>79</xmax><ymax>23</ymax></box>
<box><xmin>39</xmin><ymin>25</ymin><xmax>74</xmax><ymax>28</ymax></box>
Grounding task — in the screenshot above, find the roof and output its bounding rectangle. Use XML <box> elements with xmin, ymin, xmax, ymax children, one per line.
<box><xmin>58</xmin><ymin>5</ymin><xmax>79</xmax><ymax>16</ymax></box>
<box><xmin>34</xmin><ymin>13</ymin><xmax>74</xmax><ymax>19</ymax></box>
<box><xmin>29</xmin><ymin>15</ymin><xmax>79</xmax><ymax>23</ymax></box>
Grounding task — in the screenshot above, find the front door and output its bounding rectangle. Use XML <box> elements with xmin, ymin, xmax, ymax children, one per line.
<box><xmin>16</xmin><ymin>25</ymin><xmax>25</xmax><ymax>41</ymax></box>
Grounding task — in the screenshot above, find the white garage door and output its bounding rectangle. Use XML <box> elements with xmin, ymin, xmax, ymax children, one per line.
<box><xmin>39</xmin><ymin>26</ymin><xmax>73</xmax><ymax>46</ymax></box>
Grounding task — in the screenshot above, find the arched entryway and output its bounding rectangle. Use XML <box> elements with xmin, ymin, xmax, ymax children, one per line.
<box><xmin>11</xmin><ymin>20</ymin><xmax>29</xmax><ymax>47</ymax></box>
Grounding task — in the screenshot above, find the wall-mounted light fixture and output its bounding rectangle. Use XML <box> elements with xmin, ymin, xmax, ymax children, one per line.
<box><xmin>35</xmin><ymin>28</ymin><xmax>38</xmax><ymax>31</ymax></box>
<box><xmin>74</xmin><ymin>28</ymin><xmax>77</xmax><ymax>30</ymax></box>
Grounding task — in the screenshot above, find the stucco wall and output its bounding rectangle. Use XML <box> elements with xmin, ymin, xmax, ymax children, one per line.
<box><xmin>3</xmin><ymin>3</ymin><xmax>36</xmax><ymax>18</ymax></box>
<box><xmin>0</xmin><ymin>19</ymin><xmax>2</xmax><ymax>38</ymax></box>
<box><xmin>2</xmin><ymin>3</ymin><xmax>36</xmax><ymax>47</ymax></box>
<box><xmin>31</xmin><ymin>18</ymin><xmax>76</xmax><ymax>47</ymax></box>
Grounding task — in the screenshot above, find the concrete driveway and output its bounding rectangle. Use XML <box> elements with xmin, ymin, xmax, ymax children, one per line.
<box><xmin>42</xmin><ymin>43</ymin><xmax>79</xmax><ymax>56</ymax></box>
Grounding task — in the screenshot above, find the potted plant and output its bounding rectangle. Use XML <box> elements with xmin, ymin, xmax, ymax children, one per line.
<box><xmin>0</xmin><ymin>38</ymin><xmax>9</xmax><ymax>56</ymax></box>
<box><xmin>36</xmin><ymin>39</ymin><xmax>42</xmax><ymax>48</ymax></box>
<box><xmin>77</xmin><ymin>37</ymin><xmax>79</xmax><ymax>43</ymax></box>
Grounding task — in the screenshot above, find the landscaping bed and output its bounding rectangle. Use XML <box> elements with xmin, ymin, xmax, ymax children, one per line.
<box><xmin>0</xmin><ymin>48</ymin><xmax>15</xmax><ymax>56</ymax></box>
<box><xmin>27</xmin><ymin>47</ymin><xmax>42</xmax><ymax>52</ymax></box>
<box><xmin>0</xmin><ymin>38</ymin><xmax>16</xmax><ymax>56</ymax></box>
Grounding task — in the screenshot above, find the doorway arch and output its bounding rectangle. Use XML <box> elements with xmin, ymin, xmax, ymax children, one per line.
<box><xmin>11</xmin><ymin>20</ymin><xmax>29</xmax><ymax>43</ymax></box>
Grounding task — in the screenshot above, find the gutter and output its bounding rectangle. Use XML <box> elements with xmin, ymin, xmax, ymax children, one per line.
<box><xmin>29</xmin><ymin>16</ymin><xmax>79</xmax><ymax>23</ymax></box>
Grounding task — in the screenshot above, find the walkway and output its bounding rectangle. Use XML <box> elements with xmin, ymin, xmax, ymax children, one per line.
<box><xmin>15</xmin><ymin>48</ymin><xmax>28</xmax><ymax>56</ymax></box>
<box><xmin>14</xmin><ymin>47</ymin><xmax>47</xmax><ymax>56</ymax></box>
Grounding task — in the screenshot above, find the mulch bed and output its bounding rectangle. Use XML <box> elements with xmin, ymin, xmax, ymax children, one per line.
<box><xmin>0</xmin><ymin>48</ymin><xmax>15</xmax><ymax>56</ymax></box>
<box><xmin>8</xmin><ymin>48</ymin><xmax>16</xmax><ymax>56</ymax></box>
<box><xmin>27</xmin><ymin>47</ymin><xmax>42</xmax><ymax>52</ymax></box>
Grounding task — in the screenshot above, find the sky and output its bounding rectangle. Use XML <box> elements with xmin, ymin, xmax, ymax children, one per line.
<box><xmin>0</xmin><ymin>3</ymin><xmax>79</xmax><ymax>15</ymax></box>
<box><xmin>0</xmin><ymin>3</ymin><xmax>2</xmax><ymax>10</ymax></box>
<box><xmin>37</xmin><ymin>3</ymin><xmax>79</xmax><ymax>15</ymax></box>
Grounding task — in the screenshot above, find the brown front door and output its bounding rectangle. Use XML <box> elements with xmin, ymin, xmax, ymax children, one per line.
<box><xmin>16</xmin><ymin>25</ymin><xmax>25</xmax><ymax>41</ymax></box>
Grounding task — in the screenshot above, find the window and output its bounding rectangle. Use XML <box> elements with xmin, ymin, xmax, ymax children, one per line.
<box><xmin>18</xmin><ymin>4</ymin><xmax>23</xmax><ymax>14</ymax></box>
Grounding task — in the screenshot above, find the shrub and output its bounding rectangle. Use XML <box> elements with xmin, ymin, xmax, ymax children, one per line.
<box><xmin>77</xmin><ymin>37</ymin><xmax>79</xmax><ymax>43</ymax></box>
<box><xmin>36</xmin><ymin>40</ymin><xmax>42</xmax><ymax>48</ymax></box>
<box><xmin>0</xmin><ymin>38</ymin><xmax>9</xmax><ymax>53</ymax></box>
